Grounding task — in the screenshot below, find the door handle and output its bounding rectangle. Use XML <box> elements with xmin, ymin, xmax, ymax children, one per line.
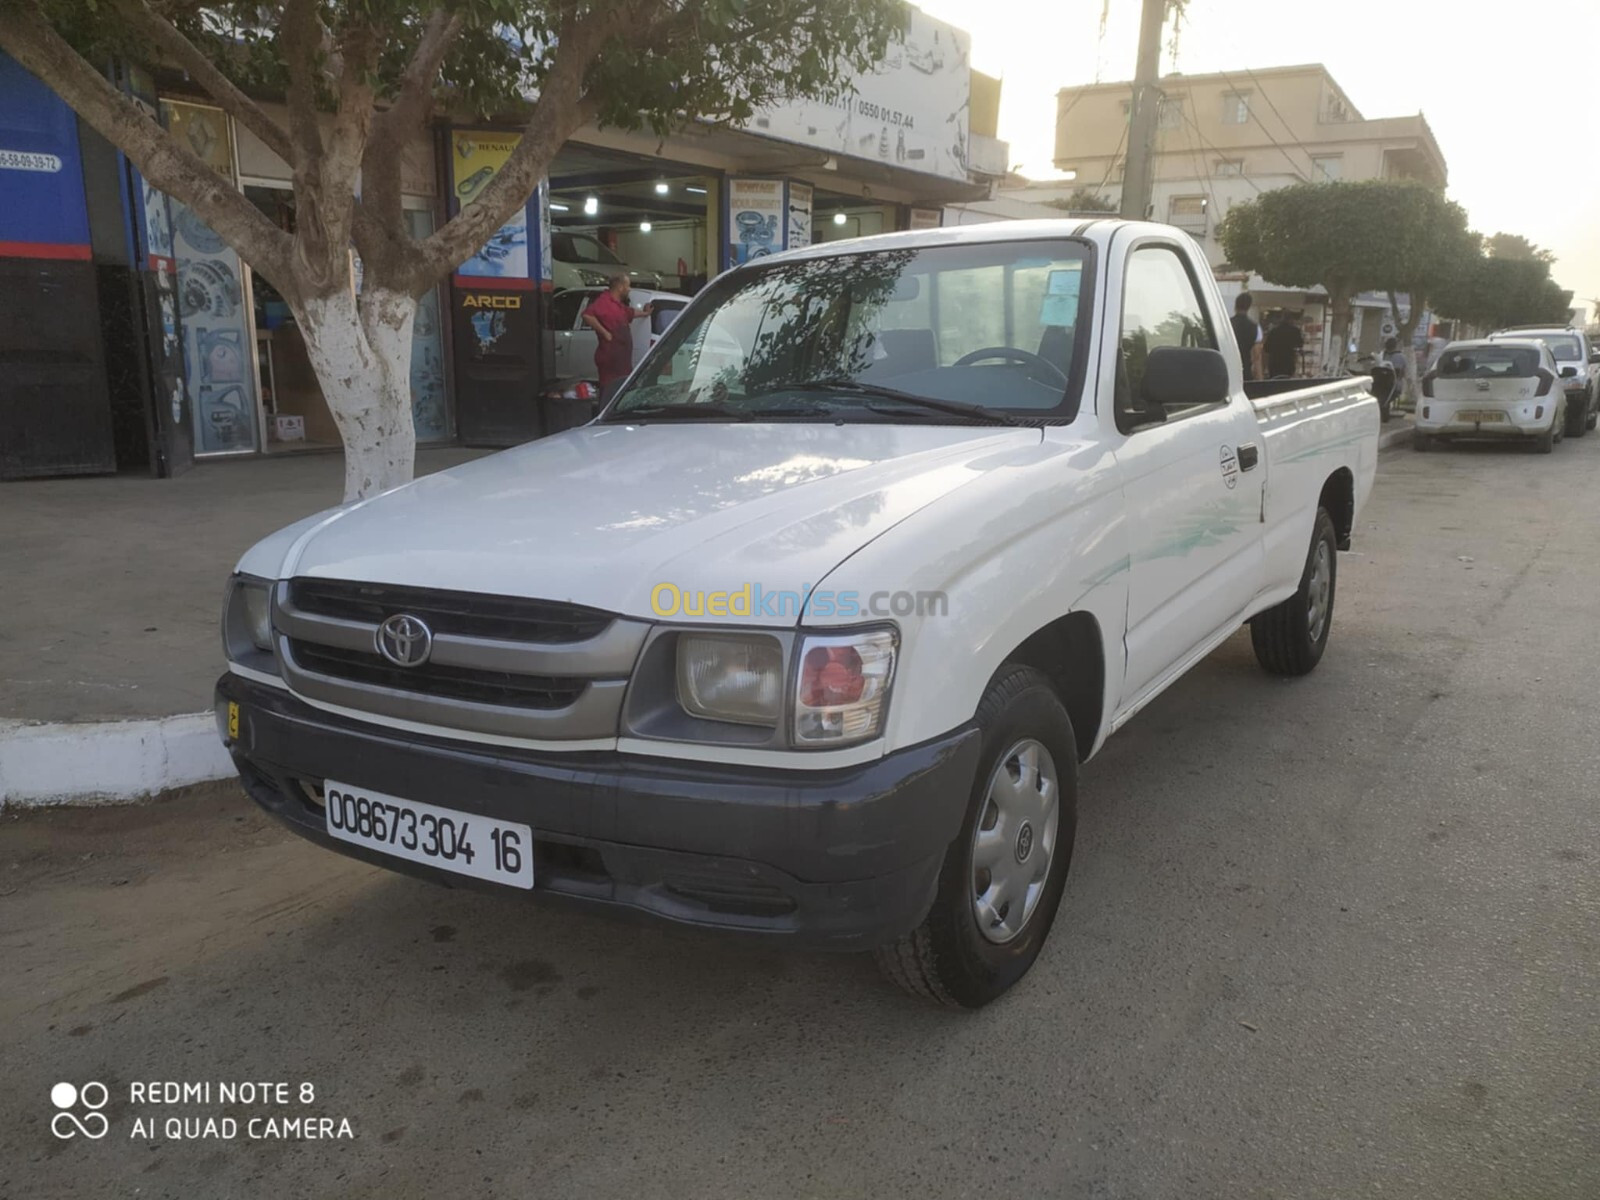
<box><xmin>1238</xmin><ymin>442</ymin><xmax>1260</xmax><ymax>471</ymax></box>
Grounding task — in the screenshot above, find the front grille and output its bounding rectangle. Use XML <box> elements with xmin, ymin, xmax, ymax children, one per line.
<box><xmin>289</xmin><ymin>579</ymin><xmax>611</xmax><ymax>643</ymax></box>
<box><xmin>289</xmin><ymin>640</ymin><xmax>586</xmax><ymax>710</ymax></box>
<box><xmin>275</xmin><ymin>578</ymin><xmax>649</xmax><ymax>739</ymax></box>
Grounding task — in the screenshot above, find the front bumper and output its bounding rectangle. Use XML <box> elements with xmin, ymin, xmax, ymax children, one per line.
<box><xmin>216</xmin><ymin>674</ymin><xmax>981</xmax><ymax>949</ymax></box>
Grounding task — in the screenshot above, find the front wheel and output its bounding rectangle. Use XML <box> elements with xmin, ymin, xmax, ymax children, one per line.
<box><xmin>874</xmin><ymin>665</ymin><xmax>1078</xmax><ymax>1009</ymax></box>
<box><xmin>1251</xmin><ymin>507</ymin><xmax>1337</xmax><ymax>676</ymax></box>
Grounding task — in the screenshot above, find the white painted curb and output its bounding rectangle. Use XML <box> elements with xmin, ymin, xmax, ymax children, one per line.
<box><xmin>0</xmin><ymin>713</ymin><xmax>234</xmax><ymax>809</ymax></box>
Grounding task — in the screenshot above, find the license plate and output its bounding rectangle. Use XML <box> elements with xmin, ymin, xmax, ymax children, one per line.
<box><xmin>1454</xmin><ymin>410</ymin><xmax>1506</xmax><ymax>423</ymax></box>
<box><xmin>324</xmin><ymin>781</ymin><xmax>533</xmax><ymax>889</ymax></box>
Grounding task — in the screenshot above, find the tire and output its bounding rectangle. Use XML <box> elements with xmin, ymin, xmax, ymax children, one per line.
<box><xmin>1250</xmin><ymin>507</ymin><xmax>1337</xmax><ymax>676</ymax></box>
<box><xmin>1535</xmin><ymin>422</ymin><xmax>1556</xmax><ymax>454</ymax></box>
<box><xmin>1565</xmin><ymin>395</ymin><xmax>1587</xmax><ymax>438</ymax></box>
<box><xmin>874</xmin><ymin>665</ymin><xmax>1078</xmax><ymax>1009</ymax></box>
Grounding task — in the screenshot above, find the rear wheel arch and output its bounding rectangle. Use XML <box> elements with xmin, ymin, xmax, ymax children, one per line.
<box><xmin>1319</xmin><ymin>467</ymin><xmax>1355</xmax><ymax>550</ymax></box>
<box><xmin>992</xmin><ymin>612</ymin><xmax>1106</xmax><ymax>762</ymax></box>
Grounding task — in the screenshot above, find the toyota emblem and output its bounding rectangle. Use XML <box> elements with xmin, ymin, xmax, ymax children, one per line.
<box><xmin>376</xmin><ymin>614</ymin><xmax>433</xmax><ymax>667</ymax></box>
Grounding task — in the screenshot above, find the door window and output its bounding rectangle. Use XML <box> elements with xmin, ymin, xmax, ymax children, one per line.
<box><xmin>549</xmin><ymin>289</ymin><xmax>595</xmax><ymax>330</ymax></box>
<box><xmin>1116</xmin><ymin>244</ymin><xmax>1218</xmax><ymax>431</ymax></box>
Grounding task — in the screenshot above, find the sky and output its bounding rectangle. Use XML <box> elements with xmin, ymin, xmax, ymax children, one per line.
<box><xmin>919</xmin><ymin>0</ymin><xmax>1600</xmax><ymax>314</ymax></box>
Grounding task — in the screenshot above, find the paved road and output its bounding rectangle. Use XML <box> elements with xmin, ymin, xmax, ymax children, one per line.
<box><xmin>5</xmin><ymin>435</ymin><xmax>1598</xmax><ymax>1199</ymax></box>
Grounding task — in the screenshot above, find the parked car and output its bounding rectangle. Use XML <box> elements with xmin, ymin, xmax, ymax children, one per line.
<box><xmin>547</xmin><ymin>286</ymin><xmax>688</xmax><ymax>388</ymax></box>
<box><xmin>1488</xmin><ymin>325</ymin><xmax>1596</xmax><ymax>438</ymax></box>
<box><xmin>550</xmin><ymin>227</ymin><xmax>663</xmax><ymax>291</ymax></box>
<box><xmin>1416</xmin><ymin>338</ymin><xmax>1568</xmax><ymax>453</ymax></box>
<box><xmin>216</xmin><ymin>220</ymin><xmax>1378</xmax><ymax>1008</ymax></box>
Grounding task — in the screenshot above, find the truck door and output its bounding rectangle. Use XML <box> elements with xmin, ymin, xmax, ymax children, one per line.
<box><xmin>1110</xmin><ymin>241</ymin><xmax>1265</xmax><ymax>704</ymax></box>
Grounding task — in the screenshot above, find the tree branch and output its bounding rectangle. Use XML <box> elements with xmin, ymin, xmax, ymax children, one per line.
<box><xmin>111</xmin><ymin>0</ymin><xmax>294</xmax><ymax>166</ymax></box>
<box><xmin>0</xmin><ymin>2</ymin><xmax>292</xmax><ymax>286</ymax></box>
<box><xmin>405</xmin><ymin>1</ymin><xmax>650</xmax><ymax>289</ymax></box>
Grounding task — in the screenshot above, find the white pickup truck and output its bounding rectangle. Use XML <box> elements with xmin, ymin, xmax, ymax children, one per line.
<box><xmin>217</xmin><ymin>220</ymin><xmax>1378</xmax><ymax>1008</ymax></box>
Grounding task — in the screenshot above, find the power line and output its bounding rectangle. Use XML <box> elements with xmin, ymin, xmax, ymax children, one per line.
<box><xmin>1216</xmin><ymin>68</ymin><xmax>1310</xmax><ymax>183</ymax></box>
<box><xmin>1243</xmin><ymin>67</ymin><xmax>1318</xmax><ymax>181</ymax></box>
<box><xmin>1173</xmin><ymin>100</ymin><xmax>1266</xmax><ymax>195</ymax></box>
<box><xmin>1092</xmin><ymin>116</ymin><xmax>1130</xmax><ymax>198</ymax></box>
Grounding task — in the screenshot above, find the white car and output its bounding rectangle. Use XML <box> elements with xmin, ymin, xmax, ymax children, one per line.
<box><xmin>1488</xmin><ymin>326</ymin><xmax>1597</xmax><ymax>439</ymax></box>
<box><xmin>217</xmin><ymin>220</ymin><xmax>1377</xmax><ymax>1008</ymax></box>
<box><xmin>547</xmin><ymin>287</ymin><xmax>688</xmax><ymax>387</ymax></box>
<box><xmin>549</xmin><ymin>228</ymin><xmax>663</xmax><ymax>292</ymax></box>
<box><xmin>1417</xmin><ymin>338</ymin><xmax>1568</xmax><ymax>453</ymax></box>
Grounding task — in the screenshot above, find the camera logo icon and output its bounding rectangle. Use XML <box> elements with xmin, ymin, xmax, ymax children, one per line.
<box><xmin>51</xmin><ymin>1082</ymin><xmax>109</xmax><ymax>1140</ymax></box>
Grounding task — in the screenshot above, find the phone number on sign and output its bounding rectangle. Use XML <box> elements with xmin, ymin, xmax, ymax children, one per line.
<box><xmin>855</xmin><ymin>101</ymin><xmax>915</xmax><ymax>128</ymax></box>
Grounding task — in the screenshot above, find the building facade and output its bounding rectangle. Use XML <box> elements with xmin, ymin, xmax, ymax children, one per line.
<box><xmin>0</xmin><ymin>6</ymin><xmax>1008</xmax><ymax>479</ymax></box>
<box><xmin>1008</xmin><ymin>63</ymin><xmax>1448</xmax><ymax>369</ymax></box>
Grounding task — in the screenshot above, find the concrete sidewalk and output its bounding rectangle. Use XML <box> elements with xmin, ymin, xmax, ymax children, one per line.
<box><xmin>0</xmin><ymin>448</ymin><xmax>485</xmax><ymax>805</ymax></box>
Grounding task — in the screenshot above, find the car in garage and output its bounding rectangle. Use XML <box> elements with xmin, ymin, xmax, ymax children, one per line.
<box><xmin>1489</xmin><ymin>325</ymin><xmax>1596</xmax><ymax>438</ymax></box>
<box><xmin>547</xmin><ymin>287</ymin><xmax>688</xmax><ymax>390</ymax></box>
<box><xmin>550</xmin><ymin>228</ymin><xmax>664</xmax><ymax>291</ymax></box>
<box><xmin>1416</xmin><ymin>338</ymin><xmax>1568</xmax><ymax>452</ymax></box>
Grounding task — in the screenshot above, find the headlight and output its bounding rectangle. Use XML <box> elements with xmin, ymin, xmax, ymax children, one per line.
<box><xmin>793</xmin><ymin>628</ymin><xmax>897</xmax><ymax>746</ymax></box>
<box><xmin>222</xmin><ymin>575</ymin><xmax>274</xmax><ymax>661</ymax></box>
<box><xmin>579</xmin><ymin>269</ymin><xmax>609</xmax><ymax>286</ymax></box>
<box><xmin>676</xmin><ymin>634</ymin><xmax>784</xmax><ymax>725</ymax></box>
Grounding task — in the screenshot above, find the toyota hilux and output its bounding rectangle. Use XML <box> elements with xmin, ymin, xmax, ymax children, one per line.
<box><xmin>217</xmin><ymin>220</ymin><xmax>1379</xmax><ymax>1008</ymax></box>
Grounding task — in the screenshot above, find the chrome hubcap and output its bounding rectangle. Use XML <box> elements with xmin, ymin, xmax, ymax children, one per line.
<box><xmin>970</xmin><ymin>738</ymin><xmax>1060</xmax><ymax>944</ymax></box>
<box><xmin>1307</xmin><ymin>541</ymin><xmax>1332</xmax><ymax>643</ymax></box>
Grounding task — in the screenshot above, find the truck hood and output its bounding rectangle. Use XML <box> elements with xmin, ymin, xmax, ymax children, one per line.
<box><xmin>269</xmin><ymin>422</ymin><xmax>1040</xmax><ymax>623</ymax></box>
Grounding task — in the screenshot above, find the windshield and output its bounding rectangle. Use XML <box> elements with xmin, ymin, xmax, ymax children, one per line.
<box><xmin>552</xmin><ymin>232</ymin><xmax>622</xmax><ymax>266</ymax></box>
<box><xmin>1438</xmin><ymin>346</ymin><xmax>1541</xmax><ymax>377</ymax></box>
<box><xmin>604</xmin><ymin>238</ymin><xmax>1092</xmax><ymax>423</ymax></box>
<box><xmin>1540</xmin><ymin>335</ymin><xmax>1581</xmax><ymax>361</ymax></box>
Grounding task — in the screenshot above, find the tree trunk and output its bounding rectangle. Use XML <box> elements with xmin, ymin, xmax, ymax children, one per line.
<box><xmin>294</xmin><ymin>286</ymin><xmax>418</xmax><ymax>502</ymax></box>
<box><xmin>1328</xmin><ymin>292</ymin><xmax>1353</xmax><ymax>373</ymax></box>
<box><xmin>1389</xmin><ymin>289</ymin><xmax>1424</xmax><ymax>403</ymax></box>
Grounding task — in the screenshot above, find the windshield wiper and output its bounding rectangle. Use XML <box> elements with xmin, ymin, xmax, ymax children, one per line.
<box><xmin>609</xmin><ymin>401</ymin><xmax>754</xmax><ymax>422</ymax></box>
<box><xmin>785</xmin><ymin>378</ymin><xmax>1028</xmax><ymax>427</ymax></box>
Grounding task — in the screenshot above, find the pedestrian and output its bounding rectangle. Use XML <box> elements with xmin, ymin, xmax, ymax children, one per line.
<box><xmin>1230</xmin><ymin>292</ymin><xmax>1264</xmax><ymax>381</ymax></box>
<box><xmin>582</xmin><ymin>274</ymin><xmax>653</xmax><ymax>403</ymax></box>
<box><xmin>1264</xmin><ymin>311</ymin><xmax>1304</xmax><ymax>379</ymax></box>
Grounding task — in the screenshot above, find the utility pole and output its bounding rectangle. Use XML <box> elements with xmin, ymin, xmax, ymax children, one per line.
<box><xmin>1119</xmin><ymin>0</ymin><xmax>1167</xmax><ymax>221</ymax></box>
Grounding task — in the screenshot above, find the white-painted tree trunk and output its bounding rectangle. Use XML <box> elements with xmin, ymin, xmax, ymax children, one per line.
<box><xmin>296</xmin><ymin>287</ymin><xmax>419</xmax><ymax>502</ymax></box>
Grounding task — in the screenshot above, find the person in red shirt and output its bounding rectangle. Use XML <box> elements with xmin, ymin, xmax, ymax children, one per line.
<box><xmin>582</xmin><ymin>274</ymin><xmax>654</xmax><ymax>402</ymax></box>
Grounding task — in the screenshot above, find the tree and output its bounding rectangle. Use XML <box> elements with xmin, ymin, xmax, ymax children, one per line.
<box><xmin>1044</xmin><ymin>186</ymin><xmax>1116</xmax><ymax>214</ymax></box>
<box><xmin>1485</xmin><ymin>232</ymin><xmax>1555</xmax><ymax>264</ymax></box>
<box><xmin>1217</xmin><ymin>180</ymin><xmax>1471</xmax><ymax>379</ymax></box>
<box><xmin>1432</xmin><ymin>254</ymin><xmax>1572</xmax><ymax>331</ymax></box>
<box><xmin>0</xmin><ymin>0</ymin><xmax>900</xmax><ymax>499</ymax></box>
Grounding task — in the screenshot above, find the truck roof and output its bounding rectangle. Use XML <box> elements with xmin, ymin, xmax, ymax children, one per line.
<box><xmin>755</xmin><ymin>218</ymin><xmax>1173</xmax><ymax>267</ymax></box>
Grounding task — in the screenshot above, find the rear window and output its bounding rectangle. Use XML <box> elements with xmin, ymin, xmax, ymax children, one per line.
<box><xmin>1437</xmin><ymin>346</ymin><xmax>1540</xmax><ymax>377</ymax></box>
<box><xmin>651</xmin><ymin>302</ymin><xmax>685</xmax><ymax>335</ymax></box>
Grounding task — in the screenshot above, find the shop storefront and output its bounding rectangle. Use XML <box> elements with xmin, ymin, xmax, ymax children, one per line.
<box><xmin>1</xmin><ymin>3</ymin><xmax>1005</xmax><ymax>479</ymax></box>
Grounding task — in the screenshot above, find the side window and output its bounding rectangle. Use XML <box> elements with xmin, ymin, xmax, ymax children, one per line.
<box><xmin>1117</xmin><ymin>245</ymin><xmax>1218</xmax><ymax>432</ymax></box>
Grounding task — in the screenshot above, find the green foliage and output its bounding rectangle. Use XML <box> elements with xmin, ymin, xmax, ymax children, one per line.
<box><xmin>1484</xmin><ymin>231</ymin><xmax>1555</xmax><ymax>264</ymax></box>
<box><xmin>1431</xmin><ymin>254</ymin><xmax>1572</xmax><ymax>329</ymax></box>
<box><xmin>41</xmin><ymin>0</ymin><xmax>903</xmax><ymax>131</ymax></box>
<box><xmin>1043</xmin><ymin>187</ymin><xmax>1116</xmax><ymax>214</ymax></box>
<box><xmin>1217</xmin><ymin>179</ymin><xmax>1471</xmax><ymax>301</ymax></box>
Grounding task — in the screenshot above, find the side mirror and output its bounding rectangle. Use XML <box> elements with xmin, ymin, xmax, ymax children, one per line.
<box><xmin>1561</xmin><ymin>365</ymin><xmax>1579</xmax><ymax>379</ymax></box>
<box><xmin>1140</xmin><ymin>345</ymin><xmax>1231</xmax><ymax>413</ymax></box>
